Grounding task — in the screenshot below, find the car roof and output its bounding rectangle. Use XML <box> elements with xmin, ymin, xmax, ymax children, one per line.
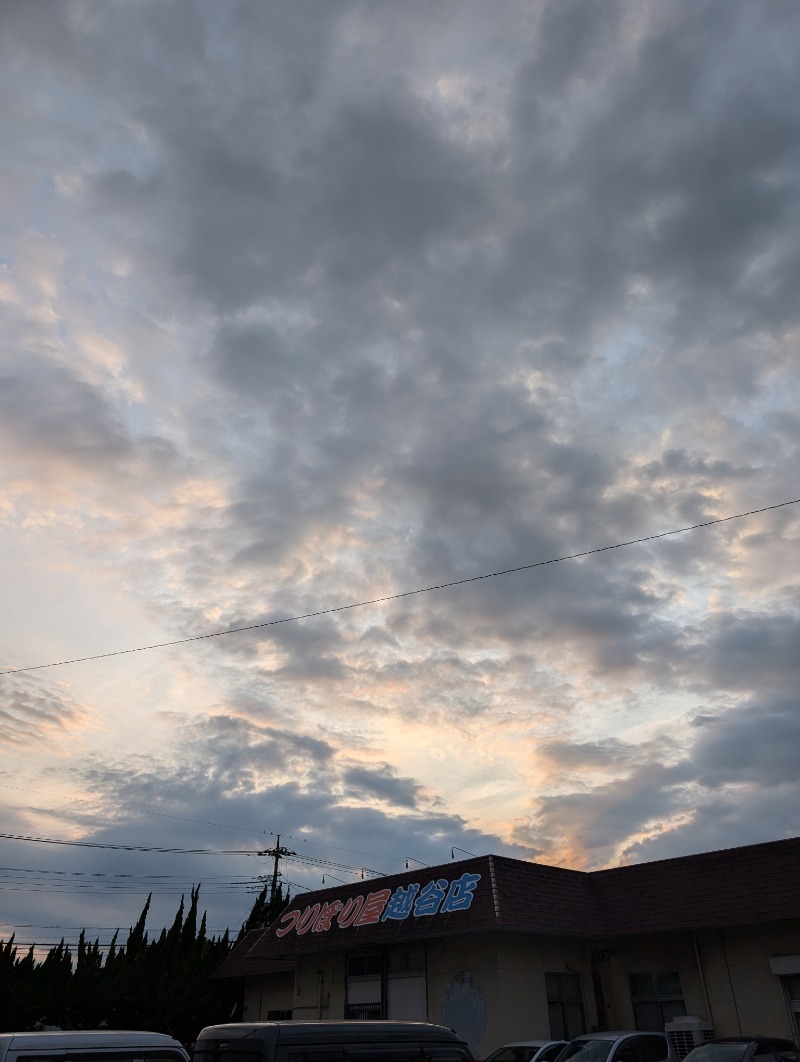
<box><xmin>0</xmin><ymin>1033</ymin><xmax>184</xmax><ymax>1047</ymax></box>
<box><xmin>197</xmin><ymin>1023</ymin><xmax>466</xmax><ymax>1046</ymax></box>
<box><xmin>497</xmin><ymin>1043</ymin><xmax>565</xmax><ymax>1049</ymax></box>
<box><xmin>704</xmin><ymin>1040</ymin><xmax>798</xmax><ymax>1048</ymax></box>
<box><xmin>570</xmin><ymin>1033</ymin><xmax>665</xmax><ymax>1042</ymax></box>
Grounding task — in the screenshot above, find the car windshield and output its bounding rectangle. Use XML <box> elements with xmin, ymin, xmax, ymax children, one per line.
<box><xmin>558</xmin><ymin>1041</ymin><xmax>614</xmax><ymax>1062</ymax></box>
<box><xmin>485</xmin><ymin>1049</ymin><xmax>543</xmax><ymax>1062</ymax></box>
<box><xmin>686</xmin><ymin>1046</ymin><xmax>752</xmax><ymax>1062</ymax></box>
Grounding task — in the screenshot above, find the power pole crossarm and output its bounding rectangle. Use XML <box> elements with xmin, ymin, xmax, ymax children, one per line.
<box><xmin>258</xmin><ymin>834</ymin><xmax>296</xmax><ymax>901</ymax></box>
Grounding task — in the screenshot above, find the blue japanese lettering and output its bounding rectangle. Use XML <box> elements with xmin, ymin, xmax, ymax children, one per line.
<box><xmin>413</xmin><ymin>878</ymin><xmax>448</xmax><ymax>916</ymax></box>
<box><xmin>441</xmin><ymin>871</ymin><xmax>481</xmax><ymax>913</ymax></box>
<box><xmin>382</xmin><ymin>882</ymin><xmax>421</xmax><ymax>921</ymax></box>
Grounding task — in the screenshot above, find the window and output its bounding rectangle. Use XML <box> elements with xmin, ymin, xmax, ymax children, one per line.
<box><xmin>194</xmin><ymin>1047</ymin><xmax>264</xmax><ymax>1062</ymax></box>
<box><xmin>772</xmin><ymin>1041</ymin><xmax>800</xmax><ymax>1062</ymax></box>
<box><xmin>281</xmin><ymin>1050</ymin><xmax>344</xmax><ymax>1062</ymax></box>
<box><xmin>23</xmin><ymin>1055</ymin><xmax>187</xmax><ymax>1062</ymax></box>
<box><xmin>540</xmin><ymin>1046</ymin><xmax>569</xmax><ymax>1062</ymax></box>
<box><xmin>344</xmin><ymin>1003</ymin><xmax>382</xmax><ymax>1019</ymax></box>
<box><xmin>388</xmin><ymin>947</ymin><xmax>425</xmax><ymax>974</ymax></box>
<box><xmin>558</xmin><ymin>1039</ymin><xmax>613</xmax><ymax>1062</ymax></box>
<box><xmin>638</xmin><ymin>1036</ymin><xmax>671</xmax><ymax>1062</ymax></box>
<box><xmin>782</xmin><ymin>975</ymin><xmax>800</xmax><ymax>1044</ymax></box>
<box><xmin>346</xmin><ymin>947</ymin><xmax>428</xmax><ymax>1021</ymax></box>
<box><xmin>546</xmin><ymin>972</ymin><xmax>586</xmax><ymax>1041</ymax></box>
<box><xmin>422</xmin><ymin>1049</ymin><xmax>474</xmax><ymax>1062</ymax></box>
<box><xmin>609</xmin><ymin>1036</ymin><xmax>669</xmax><ymax>1062</ymax></box>
<box><xmin>348</xmin><ymin>954</ymin><xmax>383</xmax><ymax>978</ymax></box>
<box><xmin>629</xmin><ymin>972</ymin><xmax>686</xmax><ymax>1031</ymax></box>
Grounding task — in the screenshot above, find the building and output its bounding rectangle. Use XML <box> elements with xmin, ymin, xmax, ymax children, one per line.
<box><xmin>215</xmin><ymin>837</ymin><xmax>800</xmax><ymax>1057</ymax></box>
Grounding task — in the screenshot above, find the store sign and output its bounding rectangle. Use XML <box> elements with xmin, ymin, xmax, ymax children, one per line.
<box><xmin>275</xmin><ymin>871</ymin><xmax>481</xmax><ymax>938</ymax></box>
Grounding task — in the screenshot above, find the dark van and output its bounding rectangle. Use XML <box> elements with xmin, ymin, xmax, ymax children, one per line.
<box><xmin>192</xmin><ymin>1022</ymin><xmax>474</xmax><ymax>1062</ymax></box>
<box><xmin>0</xmin><ymin>1031</ymin><xmax>189</xmax><ymax>1062</ymax></box>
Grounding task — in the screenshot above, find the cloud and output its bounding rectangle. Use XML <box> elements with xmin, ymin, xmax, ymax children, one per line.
<box><xmin>1</xmin><ymin>0</ymin><xmax>799</xmax><ymax>947</ymax></box>
<box><xmin>0</xmin><ymin>678</ymin><xmax>90</xmax><ymax>748</ymax></box>
<box><xmin>343</xmin><ymin>765</ymin><xmax>423</xmax><ymax>809</ymax></box>
<box><xmin>520</xmin><ymin>689</ymin><xmax>800</xmax><ymax>868</ymax></box>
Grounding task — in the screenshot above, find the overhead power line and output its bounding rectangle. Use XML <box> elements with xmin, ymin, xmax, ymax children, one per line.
<box><xmin>0</xmin><ymin>866</ymin><xmax>257</xmax><ymax>881</ymax></box>
<box><xmin>1</xmin><ymin>497</ymin><xmax>798</xmax><ymax>678</ymax></box>
<box><xmin>0</xmin><ymin>782</ymin><xmax>415</xmax><ymax>869</ymax></box>
<box><xmin>0</xmin><ymin>831</ymin><xmax>254</xmax><ymax>854</ymax></box>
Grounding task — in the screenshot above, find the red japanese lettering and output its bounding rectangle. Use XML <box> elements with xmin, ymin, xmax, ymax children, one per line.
<box><xmin>275</xmin><ymin>909</ymin><xmax>303</xmax><ymax>938</ymax></box>
<box><xmin>295</xmin><ymin>903</ymin><xmax>321</xmax><ymax>936</ymax></box>
<box><xmin>354</xmin><ymin>889</ymin><xmax>391</xmax><ymax>925</ymax></box>
<box><xmin>337</xmin><ymin>895</ymin><xmax>364</xmax><ymax>927</ymax></box>
<box><xmin>313</xmin><ymin>900</ymin><xmax>343</xmax><ymax>932</ymax></box>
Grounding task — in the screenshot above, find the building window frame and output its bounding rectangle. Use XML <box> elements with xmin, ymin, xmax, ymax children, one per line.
<box><xmin>345</xmin><ymin>946</ymin><xmax>427</xmax><ymax>1021</ymax></box>
<box><xmin>545</xmin><ymin>971</ymin><xmax>586</xmax><ymax>1041</ymax></box>
<box><xmin>629</xmin><ymin>971</ymin><xmax>686</xmax><ymax>1031</ymax></box>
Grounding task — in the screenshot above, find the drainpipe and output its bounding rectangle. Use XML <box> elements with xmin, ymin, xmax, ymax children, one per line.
<box><xmin>692</xmin><ymin>932</ymin><xmax>714</xmax><ymax>1029</ymax></box>
<box><xmin>318</xmin><ymin>970</ymin><xmax>325</xmax><ymax>1018</ymax></box>
<box><xmin>720</xmin><ymin>929</ymin><xmax>742</xmax><ymax>1034</ymax></box>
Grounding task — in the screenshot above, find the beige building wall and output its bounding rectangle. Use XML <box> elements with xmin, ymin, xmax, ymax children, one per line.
<box><xmin>594</xmin><ymin>919</ymin><xmax>800</xmax><ymax>1039</ymax></box>
<box><xmin>425</xmin><ymin>933</ymin><xmax>499</xmax><ymax>1056</ymax></box>
<box><xmin>290</xmin><ymin>951</ymin><xmax>345</xmax><ymax>1019</ymax></box>
<box><xmin>694</xmin><ymin>921</ymin><xmax>800</xmax><ymax>1039</ymax></box>
<box><xmin>597</xmin><ymin>932</ymin><xmax>702</xmax><ymax>1030</ymax></box>
<box><xmin>238</xmin><ymin>917</ymin><xmax>800</xmax><ymax>1049</ymax></box>
<box><xmin>242</xmin><ymin>971</ymin><xmax>295</xmax><ymax>1021</ymax></box>
<box><xmin>492</xmin><ymin>934</ymin><xmax>596</xmax><ymax>1043</ymax></box>
<box><xmin>424</xmin><ymin>932</ymin><xmax>597</xmax><ymax>1058</ymax></box>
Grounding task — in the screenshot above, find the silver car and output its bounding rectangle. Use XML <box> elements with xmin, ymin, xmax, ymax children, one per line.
<box><xmin>682</xmin><ymin>1039</ymin><xmax>800</xmax><ymax>1062</ymax></box>
<box><xmin>556</xmin><ymin>1031</ymin><xmax>676</xmax><ymax>1062</ymax></box>
<box><xmin>485</xmin><ymin>1042</ymin><xmax>569</xmax><ymax>1062</ymax></box>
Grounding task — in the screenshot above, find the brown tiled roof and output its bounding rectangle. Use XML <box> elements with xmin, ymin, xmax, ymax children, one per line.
<box><xmin>213</xmin><ymin>928</ymin><xmax>296</xmax><ymax>979</ymax></box>
<box><xmin>491</xmin><ymin>854</ymin><xmax>602</xmax><ymax>935</ymax></box>
<box><xmin>592</xmin><ymin>835</ymin><xmax>800</xmax><ymax>934</ymax></box>
<box><xmin>220</xmin><ymin>837</ymin><xmax>800</xmax><ymax>974</ymax></box>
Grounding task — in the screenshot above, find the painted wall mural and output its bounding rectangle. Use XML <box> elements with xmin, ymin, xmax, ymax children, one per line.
<box><xmin>441</xmin><ymin>970</ymin><xmax>487</xmax><ymax>1054</ymax></box>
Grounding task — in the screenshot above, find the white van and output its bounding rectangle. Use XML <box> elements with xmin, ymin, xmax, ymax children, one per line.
<box><xmin>0</xmin><ymin>1031</ymin><xmax>189</xmax><ymax>1062</ymax></box>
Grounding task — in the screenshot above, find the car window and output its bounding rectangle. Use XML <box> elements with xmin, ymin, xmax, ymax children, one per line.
<box><xmin>196</xmin><ymin>1046</ymin><xmax>266</xmax><ymax>1062</ymax></box>
<box><xmin>685</xmin><ymin>1046</ymin><xmax>750</xmax><ymax>1062</ymax></box>
<box><xmin>23</xmin><ymin>1054</ymin><xmax>187</xmax><ymax>1062</ymax></box>
<box><xmin>559</xmin><ymin>1042</ymin><xmax>614</xmax><ymax>1062</ymax></box>
<box><xmin>613</xmin><ymin>1038</ymin><xmax>641</xmax><ymax>1062</ymax></box>
<box><xmin>485</xmin><ymin>1050</ymin><xmax>536</xmax><ymax>1062</ymax></box>
<box><xmin>540</xmin><ymin>1047</ymin><xmax>567</xmax><ymax>1062</ymax></box>
<box><xmin>639</xmin><ymin>1038</ymin><xmax>669</xmax><ymax>1062</ymax></box>
<box><xmin>420</xmin><ymin>1048</ymin><xmax>475</xmax><ymax>1062</ymax></box>
<box><xmin>772</xmin><ymin>1046</ymin><xmax>800</xmax><ymax>1062</ymax></box>
<box><xmin>752</xmin><ymin>1051</ymin><xmax>777</xmax><ymax>1062</ymax></box>
<box><xmin>279</xmin><ymin>1049</ymin><xmax>345</xmax><ymax>1062</ymax></box>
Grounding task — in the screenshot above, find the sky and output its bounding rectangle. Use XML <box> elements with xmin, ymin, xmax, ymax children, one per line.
<box><xmin>1</xmin><ymin>0</ymin><xmax>799</xmax><ymax>953</ymax></box>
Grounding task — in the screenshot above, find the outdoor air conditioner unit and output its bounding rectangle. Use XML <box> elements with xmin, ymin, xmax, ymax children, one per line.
<box><xmin>666</xmin><ymin>1016</ymin><xmax>715</xmax><ymax>1060</ymax></box>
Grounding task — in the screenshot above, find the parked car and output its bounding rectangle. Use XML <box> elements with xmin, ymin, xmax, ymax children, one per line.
<box><xmin>484</xmin><ymin>1041</ymin><xmax>569</xmax><ymax>1062</ymax></box>
<box><xmin>555</xmin><ymin>1031</ymin><xmax>675</xmax><ymax>1062</ymax></box>
<box><xmin>192</xmin><ymin>1021</ymin><xmax>474</xmax><ymax>1062</ymax></box>
<box><xmin>682</xmin><ymin>1039</ymin><xmax>800</xmax><ymax>1062</ymax></box>
<box><xmin>0</xmin><ymin>1031</ymin><xmax>189</xmax><ymax>1062</ymax></box>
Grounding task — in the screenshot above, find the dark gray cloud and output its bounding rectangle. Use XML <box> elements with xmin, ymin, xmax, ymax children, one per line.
<box><xmin>1</xmin><ymin>0</ymin><xmax>799</xmax><ymax>945</ymax></box>
<box><xmin>0</xmin><ymin>357</ymin><xmax>176</xmax><ymax>483</ymax></box>
<box><xmin>0</xmin><ymin>678</ymin><xmax>87</xmax><ymax>747</ymax></box>
<box><xmin>343</xmin><ymin>765</ymin><xmax>422</xmax><ymax>809</ymax></box>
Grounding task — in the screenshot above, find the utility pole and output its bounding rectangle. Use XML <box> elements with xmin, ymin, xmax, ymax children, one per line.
<box><xmin>259</xmin><ymin>834</ymin><xmax>296</xmax><ymax>902</ymax></box>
